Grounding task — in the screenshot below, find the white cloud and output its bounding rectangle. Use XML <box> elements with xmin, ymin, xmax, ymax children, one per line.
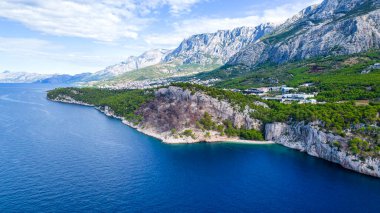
<box><xmin>0</xmin><ymin>0</ymin><xmax>205</xmax><ymax>42</ymax></box>
<box><xmin>0</xmin><ymin>37</ymin><xmax>61</xmax><ymax>56</ymax></box>
<box><xmin>144</xmin><ymin>16</ymin><xmax>263</xmax><ymax>47</ymax></box>
<box><xmin>144</xmin><ymin>0</ymin><xmax>323</xmax><ymax>47</ymax></box>
<box><xmin>0</xmin><ymin>0</ymin><xmax>320</xmax><ymax>45</ymax></box>
<box><xmin>139</xmin><ymin>0</ymin><xmax>206</xmax><ymax>15</ymax></box>
<box><xmin>0</xmin><ymin>0</ymin><xmax>145</xmax><ymax>41</ymax></box>
<box><xmin>160</xmin><ymin>0</ymin><xmax>205</xmax><ymax>14</ymax></box>
<box><xmin>255</xmin><ymin>0</ymin><xmax>323</xmax><ymax>24</ymax></box>
<box><xmin>0</xmin><ymin>37</ymin><xmax>127</xmax><ymax>73</ymax></box>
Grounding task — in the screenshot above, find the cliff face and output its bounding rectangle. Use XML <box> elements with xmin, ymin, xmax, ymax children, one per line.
<box><xmin>265</xmin><ymin>122</ymin><xmax>380</xmax><ymax>178</ymax></box>
<box><xmin>136</xmin><ymin>86</ymin><xmax>262</xmax><ymax>141</ymax></box>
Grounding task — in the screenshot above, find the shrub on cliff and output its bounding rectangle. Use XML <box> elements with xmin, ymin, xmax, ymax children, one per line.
<box><xmin>182</xmin><ymin>129</ymin><xmax>196</xmax><ymax>139</ymax></box>
<box><xmin>199</xmin><ymin>112</ymin><xmax>216</xmax><ymax>130</ymax></box>
<box><xmin>349</xmin><ymin>138</ymin><xmax>370</xmax><ymax>155</ymax></box>
<box><xmin>239</xmin><ymin>129</ymin><xmax>264</xmax><ymax>141</ymax></box>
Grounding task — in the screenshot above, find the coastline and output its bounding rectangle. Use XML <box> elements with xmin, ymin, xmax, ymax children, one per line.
<box><xmin>48</xmin><ymin>97</ymin><xmax>380</xmax><ymax>178</ymax></box>
<box><xmin>51</xmin><ymin>98</ymin><xmax>273</xmax><ymax>145</ymax></box>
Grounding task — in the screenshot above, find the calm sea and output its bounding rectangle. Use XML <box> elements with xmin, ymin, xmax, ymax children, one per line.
<box><xmin>0</xmin><ymin>84</ymin><xmax>379</xmax><ymax>212</ymax></box>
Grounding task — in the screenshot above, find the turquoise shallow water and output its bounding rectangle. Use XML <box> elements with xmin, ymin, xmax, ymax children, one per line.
<box><xmin>0</xmin><ymin>83</ymin><xmax>379</xmax><ymax>212</ymax></box>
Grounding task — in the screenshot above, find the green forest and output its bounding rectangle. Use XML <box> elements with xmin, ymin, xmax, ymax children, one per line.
<box><xmin>48</xmin><ymin>83</ymin><xmax>380</xmax><ymax>143</ymax></box>
<box><xmin>47</xmin><ymin>87</ymin><xmax>154</xmax><ymax>122</ymax></box>
<box><xmin>194</xmin><ymin>50</ymin><xmax>380</xmax><ymax>102</ymax></box>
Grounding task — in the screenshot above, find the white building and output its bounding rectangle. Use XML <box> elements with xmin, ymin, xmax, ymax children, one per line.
<box><xmin>300</xmin><ymin>83</ymin><xmax>314</xmax><ymax>87</ymax></box>
<box><xmin>281</xmin><ymin>93</ymin><xmax>316</xmax><ymax>104</ymax></box>
<box><xmin>281</xmin><ymin>86</ymin><xmax>297</xmax><ymax>93</ymax></box>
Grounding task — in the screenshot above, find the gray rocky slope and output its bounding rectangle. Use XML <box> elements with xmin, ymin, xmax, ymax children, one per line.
<box><xmin>87</xmin><ymin>49</ymin><xmax>171</xmax><ymax>80</ymax></box>
<box><xmin>164</xmin><ymin>24</ymin><xmax>273</xmax><ymax>65</ymax></box>
<box><xmin>266</xmin><ymin>122</ymin><xmax>380</xmax><ymax>177</ymax></box>
<box><xmin>137</xmin><ymin>86</ymin><xmax>261</xmax><ymax>133</ymax></box>
<box><xmin>228</xmin><ymin>0</ymin><xmax>380</xmax><ymax>66</ymax></box>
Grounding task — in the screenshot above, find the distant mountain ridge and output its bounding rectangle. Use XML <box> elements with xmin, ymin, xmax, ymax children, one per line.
<box><xmin>164</xmin><ymin>24</ymin><xmax>273</xmax><ymax>65</ymax></box>
<box><xmin>87</xmin><ymin>49</ymin><xmax>171</xmax><ymax>81</ymax></box>
<box><xmin>35</xmin><ymin>73</ymin><xmax>92</xmax><ymax>84</ymax></box>
<box><xmin>0</xmin><ymin>70</ymin><xmax>93</xmax><ymax>84</ymax></box>
<box><xmin>227</xmin><ymin>0</ymin><xmax>380</xmax><ymax>66</ymax></box>
<box><xmin>99</xmin><ymin>24</ymin><xmax>274</xmax><ymax>82</ymax></box>
<box><xmin>0</xmin><ymin>70</ymin><xmax>49</xmax><ymax>83</ymax></box>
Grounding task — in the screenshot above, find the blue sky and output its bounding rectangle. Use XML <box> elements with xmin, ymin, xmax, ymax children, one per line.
<box><xmin>0</xmin><ymin>0</ymin><xmax>321</xmax><ymax>74</ymax></box>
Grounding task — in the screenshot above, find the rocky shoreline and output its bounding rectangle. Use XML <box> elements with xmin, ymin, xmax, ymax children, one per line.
<box><xmin>266</xmin><ymin>122</ymin><xmax>380</xmax><ymax>178</ymax></box>
<box><xmin>51</xmin><ymin>97</ymin><xmax>272</xmax><ymax>145</ymax></box>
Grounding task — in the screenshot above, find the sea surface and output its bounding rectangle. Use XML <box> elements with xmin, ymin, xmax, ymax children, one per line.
<box><xmin>0</xmin><ymin>83</ymin><xmax>379</xmax><ymax>212</ymax></box>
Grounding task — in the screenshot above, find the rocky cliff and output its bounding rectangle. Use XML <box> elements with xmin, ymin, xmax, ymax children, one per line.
<box><xmin>136</xmin><ymin>86</ymin><xmax>262</xmax><ymax>143</ymax></box>
<box><xmin>50</xmin><ymin>86</ymin><xmax>263</xmax><ymax>143</ymax></box>
<box><xmin>265</xmin><ymin>122</ymin><xmax>380</xmax><ymax>178</ymax></box>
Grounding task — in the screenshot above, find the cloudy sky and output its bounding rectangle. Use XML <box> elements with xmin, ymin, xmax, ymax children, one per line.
<box><xmin>0</xmin><ymin>0</ymin><xmax>321</xmax><ymax>74</ymax></box>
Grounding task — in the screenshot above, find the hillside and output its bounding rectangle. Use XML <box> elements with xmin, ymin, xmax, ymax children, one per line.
<box><xmin>195</xmin><ymin>49</ymin><xmax>380</xmax><ymax>102</ymax></box>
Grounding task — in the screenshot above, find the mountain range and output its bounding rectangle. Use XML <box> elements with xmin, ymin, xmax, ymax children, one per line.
<box><xmin>228</xmin><ymin>0</ymin><xmax>380</xmax><ymax>66</ymax></box>
<box><xmin>1</xmin><ymin>0</ymin><xmax>379</xmax><ymax>84</ymax></box>
<box><xmin>93</xmin><ymin>23</ymin><xmax>274</xmax><ymax>83</ymax></box>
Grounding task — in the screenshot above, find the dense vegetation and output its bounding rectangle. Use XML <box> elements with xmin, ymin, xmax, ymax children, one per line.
<box><xmin>176</xmin><ymin>83</ymin><xmax>379</xmax><ymax>124</ymax></box>
<box><xmin>349</xmin><ymin>138</ymin><xmax>380</xmax><ymax>159</ymax></box>
<box><xmin>194</xmin><ymin>50</ymin><xmax>380</xmax><ymax>102</ymax></box>
<box><xmin>47</xmin><ymin>87</ymin><xmax>154</xmax><ymax>122</ymax></box>
<box><xmin>196</xmin><ymin>112</ymin><xmax>264</xmax><ymax>140</ymax></box>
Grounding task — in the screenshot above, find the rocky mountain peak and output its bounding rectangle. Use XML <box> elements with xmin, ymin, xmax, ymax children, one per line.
<box><xmin>163</xmin><ymin>24</ymin><xmax>274</xmax><ymax>65</ymax></box>
<box><xmin>89</xmin><ymin>49</ymin><xmax>170</xmax><ymax>80</ymax></box>
<box><xmin>227</xmin><ymin>0</ymin><xmax>380</xmax><ymax>67</ymax></box>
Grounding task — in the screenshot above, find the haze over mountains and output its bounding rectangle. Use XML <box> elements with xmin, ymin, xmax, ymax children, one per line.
<box><xmin>1</xmin><ymin>0</ymin><xmax>379</xmax><ymax>84</ymax></box>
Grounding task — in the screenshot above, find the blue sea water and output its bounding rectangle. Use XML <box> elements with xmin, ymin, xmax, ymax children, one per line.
<box><xmin>0</xmin><ymin>83</ymin><xmax>379</xmax><ymax>212</ymax></box>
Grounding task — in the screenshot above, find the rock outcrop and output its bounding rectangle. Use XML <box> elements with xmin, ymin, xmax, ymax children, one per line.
<box><xmin>265</xmin><ymin>122</ymin><xmax>380</xmax><ymax>178</ymax></box>
<box><xmin>136</xmin><ymin>86</ymin><xmax>262</xmax><ymax>141</ymax></box>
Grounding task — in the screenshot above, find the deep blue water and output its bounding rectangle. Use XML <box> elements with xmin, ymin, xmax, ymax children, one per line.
<box><xmin>0</xmin><ymin>84</ymin><xmax>379</xmax><ymax>212</ymax></box>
